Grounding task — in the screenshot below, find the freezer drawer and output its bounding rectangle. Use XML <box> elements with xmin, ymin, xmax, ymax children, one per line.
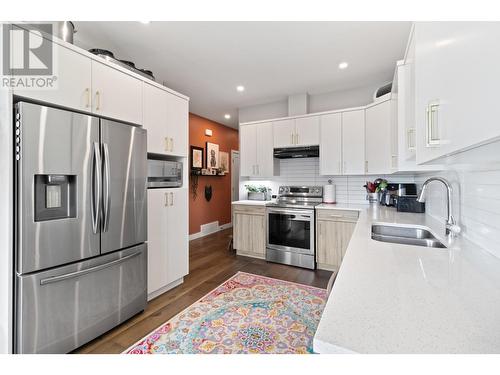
<box><xmin>15</xmin><ymin>244</ymin><xmax>147</xmax><ymax>354</ymax></box>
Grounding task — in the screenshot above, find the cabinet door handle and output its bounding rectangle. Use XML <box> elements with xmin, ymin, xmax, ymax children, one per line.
<box><xmin>170</xmin><ymin>192</ymin><xmax>174</xmax><ymax>206</ymax></box>
<box><xmin>165</xmin><ymin>137</ymin><xmax>169</xmax><ymax>152</ymax></box>
<box><xmin>365</xmin><ymin>160</ymin><xmax>369</xmax><ymax>173</ymax></box>
<box><xmin>164</xmin><ymin>192</ymin><xmax>168</xmax><ymax>207</ymax></box>
<box><xmin>170</xmin><ymin>137</ymin><xmax>174</xmax><ymax>152</ymax></box>
<box><xmin>95</xmin><ymin>90</ymin><xmax>101</xmax><ymax>111</ymax></box>
<box><xmin>290</xmin><ymin>133</ymin><xmax>294</xmax><ymax>145</ymax></box>
<box><xmin>343</xmin><ymin>161</ymin><xmax>347</xmax><ymax>174</ymax></box>
<box><xmin>295</xmin><ymin>133</ymin><xmax>299</xmax><ymax>145</ymax></box>
<box><xmin>407</xmin><ymin>128</ymin><xmax>415</xmax><ymax>150</ymax></box>
<box><xmin>85</xmin><ymin>88</ymin><xmax>91</xmax><ymax>108</ymax></box>
<box><xmin>391</xmin><ymin>155</ymin><xmax>398</xmax><ymax>169</ymax></box>
<box><xmin>426</xmin><ymin>102</ymin><xmax>440</xmax><ymax>146</ymax></box>
<box><xmin>256</xmin><ymin>165</ymin><xmax>259</xmax><ymax>175</ymax></box>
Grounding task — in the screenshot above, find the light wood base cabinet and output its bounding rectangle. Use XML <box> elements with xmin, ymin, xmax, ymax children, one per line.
<box><xmin>233</xmin><ymin>205</ymin><xmax>266</xmax><ymax>259</ymax></box>
<box><xmin>316</xmin><ymin>209</ymin><xmax>358</xmax><ymax>271</ymax></box>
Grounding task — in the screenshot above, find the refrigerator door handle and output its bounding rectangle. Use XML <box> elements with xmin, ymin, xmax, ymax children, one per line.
<box><xmin>102</xmin><ymin>142</ymin><xmax>111</xmax><ymax>232</ymax></box>
<box><xmin>39</xmin><ymin>251</ymin><xmax>142</xmax><ymax>285</ymax></box>
<box><xmin>91</xmin><ymin>142</ymin><xmax>102</xmax><ymax>234</ymax></box>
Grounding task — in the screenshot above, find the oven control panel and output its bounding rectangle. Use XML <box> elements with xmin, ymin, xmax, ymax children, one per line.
<box><xmin>278</xmin><ymin>185</ymin><xmax>323</xmax><ymax>197</ymax></box>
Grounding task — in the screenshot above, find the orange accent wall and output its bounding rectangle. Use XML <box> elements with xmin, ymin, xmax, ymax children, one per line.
<box><xmin>189</xmin><ymin>113</ymin><xmax>239</xmax><ymax>235</ymax></box>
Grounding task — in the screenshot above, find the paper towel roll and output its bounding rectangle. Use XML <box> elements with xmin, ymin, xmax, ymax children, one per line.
<box><xmin>323</xmin><ymin>184</ymin><xmax>336</xmax><ymax>204</ymax></box>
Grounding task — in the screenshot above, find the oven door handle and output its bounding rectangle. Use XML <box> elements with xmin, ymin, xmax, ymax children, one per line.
<box><xmin>267</xmin><ymin>208</ymin><xmax>314</xmax><ymax>216</ymax></box>
<box><xmin>290</xmin><ymin>215</ymin><xmax>311</xmax><ymax>221</ymax></box>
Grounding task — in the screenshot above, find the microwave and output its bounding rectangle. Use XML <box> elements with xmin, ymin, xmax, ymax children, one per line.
<box><xmin>147</xmin><ymin>159</ymin><xmax>182</xmax><ymax>188</ymax></box>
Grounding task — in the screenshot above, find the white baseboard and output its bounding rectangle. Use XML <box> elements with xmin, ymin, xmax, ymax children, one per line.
<box><xmin>147</xmin><ymin>278</ymin><xmax>184</xmax><ymax>301</ymax></box>
<box><xmin>189</xmin><ymin>222</ymin><xmax>233</xmax><ymax>241</ymax></box>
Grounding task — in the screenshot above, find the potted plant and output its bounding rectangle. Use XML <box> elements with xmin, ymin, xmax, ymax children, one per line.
<box><xmin>245</xmin><ymin>185</ymin><xmax>270</xmax><ymax>201</ymax></box>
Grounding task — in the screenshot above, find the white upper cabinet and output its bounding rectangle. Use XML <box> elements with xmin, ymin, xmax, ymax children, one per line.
<box><xmin>256</xmin><ymin>122</ymin><xmax>277</xmax><ymax>177</ymax></box>
<box><xmin>143</xmin><ymin>83</ymin><xmax>188</xmax><ymax>156</ymax></box>
<box><xmin>415</xmin><ymin>22</ymin><xmax>500</xmax><ymax>164</ymax></box>
<box><xmin>143</xmin><ymin>83</ymin><xmax>168</xmax><ymax>155</ymax></box>
<box><xmin>273</xmin><ymin>119</ymin><xmax>296</xmax><ymax>148</ymax></box>
<box><xmin>342</xmin><ymin>109</ymin><xmax>366</xmax><ymax>175</ymax></box>
<box><xmin>91</xmin><ymin>60</ymin><xmax>143</xmax><ymax>125</ymax></box>
<box><xmin>319</xmin><ymin>113</ymin><xmax>342</xmax><ymax>175</ymax></box>
<box><xmin>240</xmin><ymin>122</ymin><xmax>278</xmax><ymax>177</ymax></box>
<box><xmin>165</xmin><ymin>92</ymin><xmax>188</xmax><ymax>157</ymax></box>
<box><xmin>239</xmin><ymin>124</ymin><xmax>257</xmax><ymax>176</ymax></box>
<box><xmin>13</xmin><ymin>36</ymin><xmax>92</xmax><ymax>112</ymax></box>
<box><xmin>295</xmin><ymin>116</ymin><xmax>320</xmax><ymax>146</ymax></box>
<box><xmin>273</xmin><ymin>117</ymin><xmax>320</xmax><ymax>147</ymax></box>
<box><xmin>365</xmin><ymin>99</ymin><xmax>393</xmax><ymax>174</ymax></box>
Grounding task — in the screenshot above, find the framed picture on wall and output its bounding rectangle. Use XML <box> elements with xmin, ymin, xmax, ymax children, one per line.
<box><xmin>219</xmin><ymin>151</ymin><xmax>229</xmax><ymax>173</ymax></box>
<box><xmin>206</xmin><ymin>142</ymin><xmax>219</xmax><ymax>169</ymax></box>
<box><xmin>190</xmin><ymin>146</ymin><xmax>204</xmax><ymax>169</ymax></box>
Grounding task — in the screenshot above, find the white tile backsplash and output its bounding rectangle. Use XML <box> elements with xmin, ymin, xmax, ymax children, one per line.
<box><xmin>415</xmin><ymin>167</ymin><xmax>500</xmax><ymax>259</ymax></box>
<box><xmin>245</xmin><ymin>157</ymin><xmax>415</xmax><ymax>204</ymax></box>
<box><xmin>244</xmin><ymin>155</ymin><xmax>500</xmax><ymax>259</ymax></box>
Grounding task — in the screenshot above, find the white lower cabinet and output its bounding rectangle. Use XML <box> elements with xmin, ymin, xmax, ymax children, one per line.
<box><xmin>147</xmin><ymin>188</ymin><xmax>188</xmax><ymax>299</ymax></box>
<box><xmin>232</xmin><ymin>205</ymin><xmax>266</xmax><ymax>258</ymax></box>
<box><xmin>316</xmin><ymin>209</ymin><xmax>358</xmax><ymax>271</ymax></box>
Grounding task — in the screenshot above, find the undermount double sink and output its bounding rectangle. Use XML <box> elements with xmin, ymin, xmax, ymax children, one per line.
<box><xmin>371</xmin><ymin>224</ymin><xmax>447</xmax><ymax>248</ymax></box>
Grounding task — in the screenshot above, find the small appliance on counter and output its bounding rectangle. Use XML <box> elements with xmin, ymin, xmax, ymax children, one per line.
<box><xmin>379</xmin><ymin>183</ymin><xmax>418</xmax><ymax>207</ymax></box>
<box><xmin>397</xmin><ymin>195</ymin><xmax>425</xmax><ymax>213</ymax></box>
<box><xmin>147</xmin><ymin>159</ymin><xmax>183</xmax><ymax>188</ymax></box>
<box><xmin>323</xmin><ymin>180</ymin><xmax>336</xmax><ymax>204</ymax></box>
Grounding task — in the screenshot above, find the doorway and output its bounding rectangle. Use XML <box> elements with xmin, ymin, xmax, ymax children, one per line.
<box><xmin>231</xmin><ymin>150</ymin><xmax>240</xmax><ymax>202</ymax></box>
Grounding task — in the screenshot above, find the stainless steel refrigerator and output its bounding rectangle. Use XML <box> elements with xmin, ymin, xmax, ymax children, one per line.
<box><xmin>14</xmin><ymin>102</ymin><xmax>148</xmax><ymax>353</ymax></box>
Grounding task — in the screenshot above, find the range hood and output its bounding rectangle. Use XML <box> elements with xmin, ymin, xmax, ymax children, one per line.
<box><xmin>273</xmin><ymin>146</ymin><xmax>319</xmax><ymax>159</ymax></box>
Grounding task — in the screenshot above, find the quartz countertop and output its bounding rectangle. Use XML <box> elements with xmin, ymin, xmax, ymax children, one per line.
<box><xmin>313</xmin><ymin>204</ymin><xmax>500</xmax><ymax>354</ymax></box>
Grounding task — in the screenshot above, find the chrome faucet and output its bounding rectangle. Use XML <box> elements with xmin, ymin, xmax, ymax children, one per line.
<box><xmin>417</xmin><ymin>177</ymin><xmax>461</xmax><ymax>236</ymax></box>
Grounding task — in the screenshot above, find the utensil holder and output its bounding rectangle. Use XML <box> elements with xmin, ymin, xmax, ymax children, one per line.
<box><xmin>367</xmin><ymin>192</ymin><xmax>379</xmax><ymax>204</ymax></box>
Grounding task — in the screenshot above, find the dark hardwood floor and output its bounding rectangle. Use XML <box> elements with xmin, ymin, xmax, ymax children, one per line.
<box><xmin>74</xmin><ymin>228</ymin><xmax>332</xmax><ymax>354</ymax></box>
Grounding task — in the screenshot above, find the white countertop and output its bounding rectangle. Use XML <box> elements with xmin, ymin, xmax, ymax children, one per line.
<box><xmin>313</xmin><ymin>204</ymin><xmax>500</xmax><ymax>354</ymax></box>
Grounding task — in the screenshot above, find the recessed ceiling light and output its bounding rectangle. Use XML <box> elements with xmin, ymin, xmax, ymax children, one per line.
<box><xmin>236</xmin><ymin>85</ymin><xmax>245</xmax><ymax>92</ymax></box>
<box><xmin>338</xmin><ymin>62</ymin><xmax>349</xmax><ymax>70</ymax></box>
<box><xmin>139</xmin><ymin>21</ymin><xmax>151</xmax><ymax>24</ymax></box>
<box><xmin>224</xmin><ymin>114</ymin><xmax>231</xmax><ymax>119</ymax></box>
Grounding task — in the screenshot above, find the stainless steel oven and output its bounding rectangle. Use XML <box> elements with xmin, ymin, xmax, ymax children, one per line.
<box><xmin>265</xmin><ymin>186</ymin><xmax>322</xmax><ymax>269</ymax></box>
<box><xmin>266</xmin><ymin>207</ymin><xmax>315</xmax><ymax>269</ymax></box>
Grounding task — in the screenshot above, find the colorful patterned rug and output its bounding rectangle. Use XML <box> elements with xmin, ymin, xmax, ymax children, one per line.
<box><xmin>125</xmin><ymin>272</ymin><xmax>327</xmax><ymax>354</ymax></box>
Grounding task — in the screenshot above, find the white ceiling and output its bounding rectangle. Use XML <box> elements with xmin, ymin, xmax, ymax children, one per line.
<box><xmin>74</xmin><ymin>21</ymin><xmax>412</xmax><ymax>128</ymax></box>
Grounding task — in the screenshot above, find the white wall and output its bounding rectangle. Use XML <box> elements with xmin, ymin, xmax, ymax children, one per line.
<box><xmin>238</xmin><ymin>83</ymin><xmax>382</xmax><ymax>124</ymax></box>
<box><xmin>244</xmin><ymin>157</ymin><xmax>415</xmax><ymax>205</ymax></box>
<box><xmin>308</xmin><ymin>83</ymin><xmax>382</xmax><ymax>113</ymax></box>
<box><xmin>238</xmin><ymin>99</ymin><xmax>288</xmax><ymax>124</ymax></box>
